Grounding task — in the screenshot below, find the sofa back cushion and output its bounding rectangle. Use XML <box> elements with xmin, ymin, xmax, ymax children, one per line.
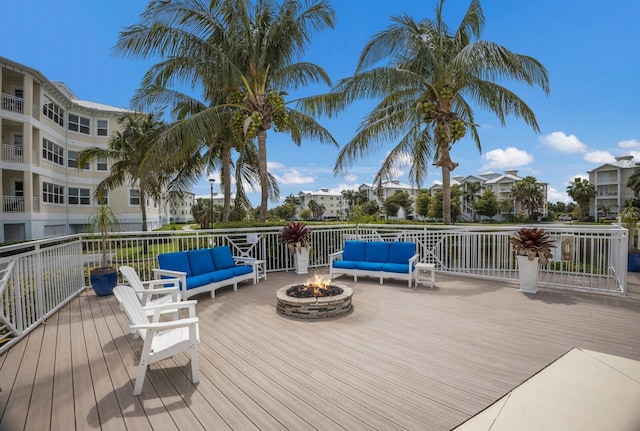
<box><xmin>342</xmin><ymin>241</ymin><xmax>367</xmax><ymax>261</ymax></box>
<box><xmin>157</xmin><ymin>252</ymin><xmax>192</xmax><ymax>277</ymax></box>
<box><xmin>388</xmin><ymin>242</ymin><xmax>416</xmax><ymax>264</ymax></box>
<box><xmin>187</xmin><ymin>248</ymin><xmax>216</xmax><ymax>275</ymax></box>
<box><xmin>364</xmin><ymin>242</ymin><xmax>390</xmax><ymax>263</ymax></box>
<box><xmin>211</xmin><ymin>246</ymin><xmax>236</xmax><ymax>269</ymax></box>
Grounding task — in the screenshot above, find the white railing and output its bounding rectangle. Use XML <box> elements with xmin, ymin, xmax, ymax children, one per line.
<box><xmin>1</xmin><ymin>144</ymin><xmax>24</xmax><ymax>163</ymax></box>
<box><xmin>2</xmin><ymin>196</ymin><xmax>25</xmax><ymax>212</ymax></box>
<box><xmin>0</xmin><ymin>224</ymin><xmax>628</xmax><ymax>354</ymax></box>
<box><xmin>0</xmin><ymin>236</ymin><xmax>85</xmax><ymax>353</ymax></box>
<box><xmin>1</xmin><ymin>93</ymin><xmax>23</xmax><ymax>114</ymax></box>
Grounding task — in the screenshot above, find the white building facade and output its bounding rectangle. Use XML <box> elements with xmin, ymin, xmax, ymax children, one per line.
<box><xmin>0</xmin><ymin>56</ymin><xmax>164</xmax><ymax>243</ymax></box>
<box><xmin>588</xmin><ymin>155</ymin><xmax>638</xmax><ymax>219</ymax></box>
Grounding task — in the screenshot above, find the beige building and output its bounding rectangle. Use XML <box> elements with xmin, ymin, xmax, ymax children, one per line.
<box><xmin>0</xmin><ymin>56</ymin><xmax>165</xmax><ymax>243</ymax></box>
<box><xmin>588</xmin><ymin>155</ymin><xmax>638</xmax><ymax>219</ymax></box>
<box><xmin>430</xmin><ymin>170</ymin><xmax>549</xmax><ymax>221</ymax></box>
<box><xmin>298</xmin><ymin>188</ymin><xmax>344</xmax><ymax>220</ymax></box>
<box><xmin>359</xmin><ymin>180</ymin><xmax>419</xmax><ymax>219</ymax></box>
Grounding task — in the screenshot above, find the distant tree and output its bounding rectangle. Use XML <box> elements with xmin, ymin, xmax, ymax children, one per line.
<box><xmin>627</xmin><ymin>167</ymin><xmax>640</xmax><ymax>197</ymax></box>
<box><xmin>308</xmin><ymin>200</ymin><xmax>325</xmax><ymax>220</ymax></box>
<box><xmin>273</xmin><ymin>203</ymin><xmax>297</xmax><ymax>220</ymax></box>
<box><xmin>428</xmin><ymin>186</ymin><xmax>463</xmax><ymax>221</ymax></box>
<box><xmin>360</xmin><ymin>200</ymin><xmax>380</xmax><ymax>216</ymax></box>
<box><xmin>299</xmin><ymin>208</ymin><xmax>312</xmax><ymax>221</ymax></box>
<box><xmin>383</xmin><ymin>191</ymin><xmax>414</xmax><ymax>219</ymax></box>
<box><xmin>511</xmin><ymin>176</ymin><xmax>545</xmax><ymax>220</ymax></box>
<box><xmin>415</xmin><ymin>190</ymin><xmax>431</xmax><ymax>218</ymax></box>
<box><xmin>463</xmin><ymin>181</ymin><xmax>482</xmax><ymax>220</ymax></box>
<box><xmin>474</xmin><ymin>189</ymin><xmax>499</xmax><ymax>221</ymax></box>
<box><xmin>284</xmin><ymin>194</ymin><xmax>301</xmax><ymax>207</ymax></box>
<box><xmin>566</xmin><ymin>178</ymin><xmax>596</xmax><ymax>220</ymax></box>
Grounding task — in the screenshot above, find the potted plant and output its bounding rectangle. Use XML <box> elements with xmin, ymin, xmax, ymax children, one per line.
<box><xmin>88</xmin><ymin>202</ymin><xmax>121</xmax><ymax>296</ymax></box>
<box><xmin>620</xmin><ymin>201</ymin><xmax>640</xmax><ymax>271</ymax></box>
<box><xmin>509</xmin><ymin>227</ymin><xmax>555</xmax><ymax>294</ymax></box>
<box><xmin>279</xmin><ymin>221</ymin><xmax>312</xmax><ymax>274</ymax></box>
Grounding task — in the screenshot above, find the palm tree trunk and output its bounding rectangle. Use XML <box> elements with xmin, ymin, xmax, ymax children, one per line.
<box><xmin>442</xmin><ymin>165</ymin><xmax>452</xmax><ymax>225</ymax></box>
<box><xmin>140</xmin><ymin>189</ymin><xmax>148</xmax><ymax>231</ymax></box>
<box><xmin>221</xmin><ymin>146</ymin><xmax>232</xmax><ymax>222</ymax></box>
<box><xmin>257</xmin><ymin>129</ymin><xmax>268</xmax><ymax>223</ymax></box>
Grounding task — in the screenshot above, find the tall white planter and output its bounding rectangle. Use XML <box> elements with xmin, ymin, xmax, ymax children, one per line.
<box><xmin>294</xmin><ymin>247</ymin><xmax>310</xmax><ymax>274</ymax></box>
<box><xmin>516</xmin><ymin>255</ymin><xmax>539</xmax><ymax>294</ymax></box>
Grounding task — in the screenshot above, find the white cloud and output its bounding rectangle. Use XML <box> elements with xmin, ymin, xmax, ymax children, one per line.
<box><xmin>344</xmin><ymin>174</ymin><xmax>357</xmax><ymax>182</ymax></box>
<box><xmin>618</xmin><ymin>139</ymin><xmax>640</xmax><ymax>149</ymax></box>
<box><xmin>379</xmin><ymin>151</ymin><xmax>412</xmax><ymax>178</ymax></box>
<box><xmin>267</xmin><ymin>161</ymin><xmax>285</xmax><ymax>170</ymax></box>
<box><xmin>628</xmin><ymin>151</ymin><xmax>640</xmax><ymax>162</ymax></box>
<box><xmin>274</xmin><ymin>168</ymin><xmax>315</xmax><ymax>185</ymax></box>
<box><xmin>547</xmin><ymin>186</ymin><xmax>571</xmax><ymax>204</ymax></box>
<box><xmin>584</xmin><ymin>151</ymin><xmax>615</xmax><ymax>163</ymax></box>
<box><xmin>539</xmin><ymin>131</ymin><xmax>587</xmax><ymax>153</ymax></box>
<box><xmin>480</xmin><ymin>147</ymin><xmax>533</xmax><ymax>171</ymax></box>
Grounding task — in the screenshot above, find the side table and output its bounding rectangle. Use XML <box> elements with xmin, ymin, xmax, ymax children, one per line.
<box><xmin>414</xmin><ymin>262</ymin><xmax>435</xmax><ymax>289</ymax></box>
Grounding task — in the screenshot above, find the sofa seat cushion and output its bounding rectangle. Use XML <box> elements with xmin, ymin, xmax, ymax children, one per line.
<box><xmin>356</xmin><ymin>261</ymin><xmax>384</xmax><ymax>271</ymax></box>
<box><xmin>211</xmin><ymin>246</ymin><xmax>236</xmax><ymax>269</ymax></box>
<box><xmin>343</xmin><ymin>241</ymin><xmax>367</xmax><ymax>261</ymax></box>
<box><xmin>382</xmin><ymin>263</ymin><xmax>410</xmax><ymax>274</ymax></box>
<box><xmin>206</xmin><ymin>269</ymin><xmax>235</xmax><ymax>283</ymax></box>
<box><xmin>333</xmin><ymin>260</ymin><xmax>358</xmax><ymax>269</ymax></box>
<box><xmin>388</xmin><ymin>242</ymin><xmax>416</xmax><ymax>264</ymax></box>
<box><xmin>364</xmin><ymin>242</ymin><xmax>390</xmax><ymax>263</ymax></box>
<box><xmin>230</xmin><ymin>265</ymin><xmax>252</xmax><ymax>277</ymax></box>
<box><xmin>186</xmin><ymin>274</ymin><xmax>214</xmax><ymax>290</ymax></box>
<box><xmin>158</xmin><ymin>252</ymin><xmax>192</xmax><ymax>277</ymax></box>
<box><xmin>187</xmin><ymin>248</ymin><xmax>216</xmax><ymax>275</ymax></box>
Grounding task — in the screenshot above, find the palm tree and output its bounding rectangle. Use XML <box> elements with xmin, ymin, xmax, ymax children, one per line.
<box><xmin>511</xmin><ymin>176</ymin><xmax>544</xmax><ymax>220</ymax></box>
<box><xmin>566</xmin><ymin>177</ymin><xmax>596</xmax><ymax>220</ymax></box>
<box><xmin>627</xmin><ymin>167</ymin><xmax>640</xmax><ymax>198</ymax></box>
<box><xmin>114</xmin><ymin>0</ymin><xmax>338</xmax><ymax>223</ymax></box>
<box><xmin>77</xmin><ymin>112</ymin><xmax>168</xmax><ymax>231</ymax></box>
<box><xmin>463</xmin><ymin>181</ymin><xmax>481</xmax><ymax>220</ymax></box>
<box><xmin>314</xmin><ymin>0</ymin><xmax>549</xmax><ymax>224</ymax></box>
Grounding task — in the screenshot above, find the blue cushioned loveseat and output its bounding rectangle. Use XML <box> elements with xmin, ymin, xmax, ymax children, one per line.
<box><xmin>154</xmin><ymin>246</ymin><xmax>255</xmax><ymax>299</ymax></box>
<box><xmin>329</xmin><ymin>241</ymin><xmax>419</xmax><ymax>287</ymax></box>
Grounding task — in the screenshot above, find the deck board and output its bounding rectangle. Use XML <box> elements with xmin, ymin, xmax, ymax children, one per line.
<box><xmin>1</xmin><ymin>271</ymin><xmax>640</xmax><ymax>430</ymax></box>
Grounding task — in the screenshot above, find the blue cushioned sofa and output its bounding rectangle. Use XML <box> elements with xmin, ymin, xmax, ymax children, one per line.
<box><xmin>329</xmin><ymin>241</ymin><xmax>419</xmax><ymax>287</ymax></box>
<box><xmin>154</xmin><ymin>246</ymin><xmax>255</xmax><ymax>299</ymax></box>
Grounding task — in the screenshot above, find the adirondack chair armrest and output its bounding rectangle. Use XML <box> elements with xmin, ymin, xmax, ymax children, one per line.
<box><xmin>133</xmin><ymin>285</ymin><xmax>180</xmax><ymax>305</ymax></box>
<box><xmin>153</xmin><ymin>268</ymin><xmax>187</xmax><ymax>292</ymax></box>
<box><xmin>144</xmin><ymin>299</ymin><xmax>198</xmax><ymax>320</ymax></box>
<box><xmin>142</xmin><ymin>277</ymin><xmax>180</xmax><ymax>290</ymax></box>
<box><xmin>131</xmin><ymin>317</ymin><xmax>199</xmax><ymax>331</ymax></box>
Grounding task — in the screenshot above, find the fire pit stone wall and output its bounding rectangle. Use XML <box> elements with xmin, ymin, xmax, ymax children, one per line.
<box><xmin>276</xmin><ymin>284</ymin><xmax>353</xmax><ymax>319</ymax></box>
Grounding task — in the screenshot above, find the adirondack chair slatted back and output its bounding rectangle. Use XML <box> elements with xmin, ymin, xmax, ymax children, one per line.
<box><xmin>114</xmin><ymin>285</ymin><xmax>151</xmax><ymax>340</ymax></box>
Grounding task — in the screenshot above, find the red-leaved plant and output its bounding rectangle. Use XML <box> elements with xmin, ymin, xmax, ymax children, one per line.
<box><xmin>279</xmin><ymin>222</ymin><xmax>312</xmax><ymax>254</ymax></box>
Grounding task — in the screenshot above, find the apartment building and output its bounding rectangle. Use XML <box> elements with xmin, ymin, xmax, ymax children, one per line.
<box><xmin>169</xmin><ymin>191</ymin><xmax>195</xmax><ymax>223</ymax></box>
<box><xmin>359</xmin><ymin>180</ymin><xmax>419</xmax><ymax>219</ymax></box>
<box><xmin>588</xmin><ymin>155</ymin><xmax>638</xmax><ymax>219</ymax></box>
<box><xmin>430</xmin><ymin>170</ymin><xmax>549</xmax><ymax>221</ymax></box>
<box><xmin>0</xmin><ymin>57</ymin><xmax>164</xmax><ymax>243</ymax></box>
<box><xmin>297</xmin><ymin>188</ymin><xmax>344</xmax><ymax>220</ymax></box>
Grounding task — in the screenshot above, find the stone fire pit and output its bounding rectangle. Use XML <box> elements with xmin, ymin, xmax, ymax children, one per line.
<box><xmin>276</xmin><ymin>283</ymin><xmax>353</xmax><ymax>319</ymax></box>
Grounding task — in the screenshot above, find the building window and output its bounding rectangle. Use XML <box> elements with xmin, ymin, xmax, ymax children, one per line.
<box><xmin>97</xmin><ymin>156</ymin><xmax>108</xmax><ymax>171</ymax></box>
<box><xmin>96</xmin><ymin>119</ymin><xmax>108</xmax><ymax>136</ymax></box>
<box><xmin>43</xmin><ymin>182</ymin><xmax>64</xmax><ymax>204</ymax></box>
<box><xmin>130</xmin><ymin>189</ymin><xmax>140</xmax><ymax>206</ymax></box>
<box><xmin>42</xmin><ymin>94</ymin><xmax>65</xmax><ymax>127</ymax></box>
<box><xmin>42</xmin><ymin>138</ymin><xmax>64</xmax><ymax>166</ymax></box>
<box><xmin>68</xmin><ymin>187</ymin><xmax>91</xmax><ymax>205</ymax></box>
<box><xmin>68</xmin><ymin>114</ymin><xmax>91</xmax><ymax>135</ymax></box>
<box><xmin>68</xmin><ymin>150</ymin><xmax>89</xmax><ymax>170</ymax></box>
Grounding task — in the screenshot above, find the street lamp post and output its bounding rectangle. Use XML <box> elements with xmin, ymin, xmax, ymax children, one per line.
<box><xmin>208</xmin><ymin>175</ymin><xmax>216</xmax><ymax>229</ymax></box>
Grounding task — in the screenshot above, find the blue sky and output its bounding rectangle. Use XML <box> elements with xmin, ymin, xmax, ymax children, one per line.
<box><xmin>3</xmin><ymin>0</ymin><xmax>640</xmax><ymax>207</ymax></box>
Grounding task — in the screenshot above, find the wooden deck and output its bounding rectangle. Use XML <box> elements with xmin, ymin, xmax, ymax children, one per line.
<box><xmin>1</xmin><ymin>271</ymin><xmax>640</xmax><ymax>431</ymax></box>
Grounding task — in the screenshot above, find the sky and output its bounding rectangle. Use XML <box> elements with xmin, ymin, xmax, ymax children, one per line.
<box><xmin>2</xmin><ymin>0</ymin><xmax>640</xmax><ymax>207</ymax></box>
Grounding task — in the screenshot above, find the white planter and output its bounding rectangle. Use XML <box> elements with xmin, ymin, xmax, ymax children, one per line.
<box><xmin>294</xmin><ymin>247</ymin><xmax>310</xmax><ymax>274</ymax></box>
<box><xmin>516</xmin><ymin>255</ymin><xmax>539</xmax><ymax>294</ymax></box>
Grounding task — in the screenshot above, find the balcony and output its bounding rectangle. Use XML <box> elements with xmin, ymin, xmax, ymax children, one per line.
<box><xmin>1</xmin><ymin>93</ymin><xmax>23</xmax><ymax>114</ymax></box>
<box><xmin>1</xmin><ymin>144</ymin><xmax>24</xmax><ymax>163</ymax></box>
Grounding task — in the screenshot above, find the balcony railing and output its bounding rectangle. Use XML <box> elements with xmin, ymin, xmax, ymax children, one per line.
<box><xmin>1</xmin><ymin>93</ymin><xmax>23</xmax><ymax>114</ymax></box>
<box><xmin>2</xmin><ymin>196</ymin><xmax>24</xmax><ymax>212</ymax></box>
<box><xmin>0</xmin><ymin>224</ymin><xmax>629</xmax><ymax>355</ymax></box>
<box><xmin>1</xmin><ymin>144</ymin><xmax>24</xmax><ymax>163</ymax></box>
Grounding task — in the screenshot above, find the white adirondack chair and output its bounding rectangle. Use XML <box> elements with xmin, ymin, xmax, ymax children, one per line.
<box><xmin>113</xmin><ymin>285</ymin><xmax>200</xmax><ymax>396</ymax></box>
<box><xmin>119</xmin><ymin>265</ymin><xmax>182</xmax><ymax>307</ymax></box>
